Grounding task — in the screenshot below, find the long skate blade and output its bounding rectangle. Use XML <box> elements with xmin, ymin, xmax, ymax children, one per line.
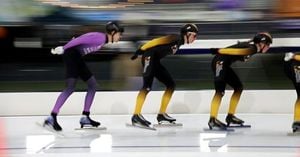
<box><xmin>153</xmin><ymin>123</ymin><xmax>183</xmax><ymax>128</ymax></box>
<box><xmin>287</xmin><ymin>131</ymin><xmax>300</xmax><ymax>136</ymax></box>
<box><xmin>227</xmin><ymin>124</ymin><xmax>251</xmax><ymax>128</ymax></box>
<box><xmin>203</xmin><ymin>127</ymin><xmax>234</xmax><ymax>132</ymax></box>
<box><xmin>35</xmin><ymin>122</ymin><xmax>65</xmax><ymax>137</ymax></box>
<box><xmin>74</xmin><ymin>127</ymin><xmax>107</xmax><ymax>131</ymax></box>
<box><xmin>125</xmin><ymin>123</ymin><xmax>156</xmax><ymax>131</ymax></box>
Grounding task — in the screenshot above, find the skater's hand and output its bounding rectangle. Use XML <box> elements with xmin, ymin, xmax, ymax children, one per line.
<box><xmin>284</xmin><ymin>52</ymin><xmax>294</xmax><ymax>61</ymax></box>
<box><xmin>243</xmin><ymin>55</ymin><xmax>251</xmax><ymax>62</ymax></box>
<box><xmin>131</xmin><ymin>55</ymin><xmax>138</xmax><ymax>60</ymax></box>
<box><xmin>171</xmin><ymin>45</ymin><xmax>178</xmax><ymax>54</ymax></box>
<box><xmin>210</xmin><ymin>48</ymin><xmax>219</xmax><ymax>55</ymax></box>
<box><xmin>51</xmin><ymin>46</ymin><xmax>64</xmax><ymax>55</ymax></box>
<box><xmin>131</xmin><ymin>49</ymin><xmax>143</xmax><ymax>60</ymax></box>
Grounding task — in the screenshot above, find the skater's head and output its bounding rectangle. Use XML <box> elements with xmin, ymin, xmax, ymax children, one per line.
<box><xmin>106</xmin><ymin>21</ymin><xmax>124</xmax><ymax>43</ymax></box>
<box><xmin>180</xmin><ymin>23</ymin><xmax>198</xmax><ymax>44</ymax></box>
<box><xmin>252</xmin><ymin>32</ymin><xmax>272</xmax><ymax>53</ymax></box>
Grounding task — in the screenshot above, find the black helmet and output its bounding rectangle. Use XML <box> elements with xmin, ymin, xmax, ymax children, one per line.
<box><xmin>106</xmin><ymin>21</ymin><xmax>124</xmax><ymax>34</ymax></box>
<box><xmin>253</xmin><ymin>32</ymin><xmax>272</xmax><ymax>44</ymax></box>
<box><xmin>180</xmin><ymin>23</ymin><xmax>198</xmax><ymax>35</ymax></box>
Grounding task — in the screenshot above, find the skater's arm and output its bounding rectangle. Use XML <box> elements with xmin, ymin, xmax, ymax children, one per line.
<box><xmin>218</xmin><ymin>48</ymin><xmax>253</xmax><ymax>55</ymax></box>
<box><xmin>293</xmin><ymin>53</ymin><xmax>300</xmax><ymax>61</ymax></box>
<box><xmin>140</xmin><ymin>35</ymin><xmax>177</xmax><ymax>51</ymax></box>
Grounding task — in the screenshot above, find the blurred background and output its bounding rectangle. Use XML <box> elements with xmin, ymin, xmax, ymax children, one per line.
<box><xmin>0</xmin><ymin>0</ymin><xmax>299</xmax><ymax>92</ymax></box>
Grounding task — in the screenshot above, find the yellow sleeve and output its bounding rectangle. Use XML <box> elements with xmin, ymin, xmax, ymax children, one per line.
<box><xmin>140</xmin><ymin>35</ymin><xmax>177</xmax><ymax>51</ymax></box>
<box><xmin>294</xmin><ymin>55</ymin><xmax>300</xmax><ymax>61</ymax></box>
<box><xmin>218</xmin><ymin>48</ymin><xmax>253</xmax><ymax>55</ymax></box>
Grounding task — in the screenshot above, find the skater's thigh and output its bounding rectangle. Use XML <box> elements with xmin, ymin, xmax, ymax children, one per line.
<box><xmin>226</xmin><ymin>68</ymin><xmax>243</xmax><ymax>90</ymax></box>
<box><xmin>155</xmin><ymin>64</ymin><xmax>175</xmax><ymax>88</ymax></box>
<box><xmin>63</xmin><ymin>49</ymin><xmax>81</xmax><ymax>79</ymax></box>
<box><xmin>142</xmin><ymin>74</ymin><xmax>154</xmax><ymax>89</ymax></box>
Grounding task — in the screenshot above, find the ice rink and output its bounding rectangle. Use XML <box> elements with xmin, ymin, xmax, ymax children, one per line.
<box><xmin>1</xmin><ymin>114</ymin><xmax>299</xmax><ymax>157</ymax></box>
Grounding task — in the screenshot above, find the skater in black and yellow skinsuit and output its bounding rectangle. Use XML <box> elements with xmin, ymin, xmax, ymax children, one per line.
<box><xmin>283</xmin><ymin>52</ymin><xmax>300</xmax><ymax>132</ymax></box>
<box><xmin>130</xmin><ymin>24</ymin><xmax>198</xmax><ymax>128</ymax></box>
<box><xmin>208</xmin><ymin>32</ymin><xmax>273</xmax><ymax>130</ymax></box>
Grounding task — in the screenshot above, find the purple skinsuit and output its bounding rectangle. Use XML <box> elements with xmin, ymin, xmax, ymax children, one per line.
<box><xmin>63</xmin><ymin>32</ymin><xmax>107</xmax><ymax>55</ymax></box>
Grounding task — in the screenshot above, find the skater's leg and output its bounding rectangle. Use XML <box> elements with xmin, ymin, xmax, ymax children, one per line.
<box><xmin>133</xmin><ymin>53</ymin><xmax>154</xmax><ymax>115</ymax></box>
<box><xmin>132</xmin><ymin>89</ymin><xmax>152</xmax><ymax>126</ymax></box>
<box><xmin>45</xmin><ymin>78</ymin><xmax>76</xmax><ymax>131</ymax></box>
<box><xmin>210</xmin><ymin>59</ymin><xmax>226</xmax><ymax>119</ymax></box>
<box><xmin>83</xmin><ymin>76</ymin><xmax>97</xmax><ymax>112</ymax></box>
<box><xmin>209</xmin><ymin>92</ymin><xmax>227</xmax><ymax>129</ymax></box>
<box><xmin>228</xmin><ymin>88</ymin><xmax>243</xmax><ymax>115</ymax></box>
<box><xmin>79</xmin><ymin>77</ymin><xmax>100</xmax><ymax>128</ymax></box>
<box><xmin>226</xmin><ymin>68</ymin><xmax>243</xmax><ymax>115</ymax></box>
<box><xmin>286</xmin><ymin>62</ymin><xmax>300</xmax><ymax>132</ymax></box>
<box><xmin>51</xmin><ymin>78</ymin><xmax>77</xmax><ymax>113</ymax></box>
<box><xmin>134</xmin><ymin>88</ymin><xmax>150</xmax><ymax>114</ymax></box>
<box><xmin>132</xmin><ymin>53</ymin><xmax>154</xmax><ymax>126</ymax></box>
<box><xmin>225</xmin><ymin>69</ymin><xmax>245</xmax><ymax>125</ymax></box>
<box><xmin>210</xmin><ymin>91</ymin><xmax>223</xmax><ymax>118</ymax></box>
<box><xmin>46</xmin><ymin>48</ymin><xmax>80</xmax><ymax>131</ymax></box>
<box><xmin>159</xmin><ymin>88</ymin><xmax>174</xmax><ymax>113</ymax></box>
<box><xmin>154</xmin><ymin>64</ymin><xmax>177</xmax><ymax>123</ymax></box>
<box><xmin>209</xmin><ymin>59</ymin><xmax>227</xmax><ymax>129</ymax></box>
<box><xmin>294</xmin><ymin>83</ymin><xmax>300</xmax><ymax>121</ymax></box>
<box><xmin>155</xmin><ymin>64</ymin><xmax>175</xmax><ymax>114</ymax></box>
<box><xmin>294</xmin><ymin>99</ymin><xmax>300</xmax><ymax>121</ymax></box>
<box><xmin>133</xmin><ymin>63</ymin><xmax>153</xmax><ymax>114</ymax></box>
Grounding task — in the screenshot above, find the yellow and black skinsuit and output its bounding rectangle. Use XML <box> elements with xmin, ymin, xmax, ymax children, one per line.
<box><xmin>284</xmin><ymin>54</ymin><xmax>300</xmax><ymax>123</ymax></box>
<box><xmin>210</xmin><ymin>41</ymin><xmax>257</xmax><ymax>118</ymax></box>
<box><xmin>133</xmin><ymin>35</ymin><xmax>183</xmax><ymax>114</ymax></box>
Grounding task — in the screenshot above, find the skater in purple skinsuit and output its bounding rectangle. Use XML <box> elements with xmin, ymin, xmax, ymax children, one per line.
<box><xmin>44</xmin><ymin>21</ymin><xmax>124</xmax><ymax>131</ymax></box>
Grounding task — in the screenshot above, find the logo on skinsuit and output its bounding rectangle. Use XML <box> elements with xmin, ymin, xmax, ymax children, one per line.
<box><xmin>216</xmin><ymin>61</ymin><xmax>223</xmax><ymax>77</ymax></box>
<box><xmin>143</xmin><ymin>57</ymin><xmax>151</xmax><ymax>73</ymax></box>
<box><xmin>294</xmin><ymin>66</ymin><xmax>300</xmax><ymax>83</ymax></box>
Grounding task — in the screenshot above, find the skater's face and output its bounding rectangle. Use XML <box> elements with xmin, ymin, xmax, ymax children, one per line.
<box><xmin>112</xmin><ymin>31</ymin><xmax>122</xmax><ymax>43</ymax></box>
<box><xmin>108</xmin><ymin>31</ymin><xmax>122</xmax><ymax>43</ymax></box>
<box><xmin>257</xmin><ymin>42</ymin><xmax>271</xmax><ymax>53</ymax></box>
<box><xmin>185</xmin><ymin>32</ymin><xmax>197</xmax><ymax>44</ymax></box>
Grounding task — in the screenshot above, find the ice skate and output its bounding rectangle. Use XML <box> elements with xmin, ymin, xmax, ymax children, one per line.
<box><xmin>287</xmin><ymin>121</ymin><xmax>300</xmax><ymax>136</ymax></box>
<box><xmin>154</xmin><ymin>113</ymin><xmax>182</xmax><ymax>127</ymax></box>
<box><xmin>126</xmin><ymin>114</ymin><xmax>156</xmax><ymax>131</ymax></box>
<box><xmin>226</xmin><ymin>114</ymin><xmax>251</xmax><ymax>128</ymax></box>
<box><xmin>35</xmin><ymin>116</ymin><xmax>65</xmax><ymax>137</ymax></box>
<box><xmin>292</xmin><ymin>121</ymin><xmax>300</xmax><ymax>133</ymax></box>
<box><xmin>205</xmin><ymin>117</ymin><xmax>234</xmax><ymax>132</ymax></box>
<box><xmin>79</xmin><ymin>115</ymin><xmax>101</xmax><ymax>128</ymax></box>
<box><xmin>43</xmin><ymin>116</ymin><xmax>62</xmax><ymax>131</ymax></box>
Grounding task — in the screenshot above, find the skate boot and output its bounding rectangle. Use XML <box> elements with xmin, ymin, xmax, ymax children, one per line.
<box><xmin>157</xmin><ymin>113</ymin><xmax>176</xmax><ymax>124</ymax></box>
<box><xmin>226</xmin><ymin>114</ymin><xmax>245</xmax><ymax>126</ymax></box>
<box><xmin>80</xmin><ymin>111</ymin><xmax>100</xmax><ymax>128</ymax></box>
<box><xmin>131</xmin><ymin>114</ymin><xmax>151</xmax><ymax>127</ymax></box>
<box><xmin>208</xmin><ymin>117</ymin><xmax>227</xmax><ymax>130</ymax></box>
<box><xmin>292</xmin><ymin>121</ymin><xmax>300</xmax><ymax>133</ymax></box>
<box><xmin>43</xmin><ymin>116</ymin><xmax>62</xmax><ymax>131</ymax></box>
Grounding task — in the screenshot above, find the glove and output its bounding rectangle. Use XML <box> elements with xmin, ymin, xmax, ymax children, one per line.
<box><xmin>284</xmin><ymin>52</ymin><xmax>294</xmax><ymax>61</ymax></box>
<box><xmin>131</xmin><ymin>49</ymin><xmax>143</xmax><ymax>60</ymax></box>
<box><xmin>210</xmin><ymin>48</ymin><xmax>219</xmax><ymax>55</ymax></box>
<box><xmin>243</xmin><ymin>55</ymin><xmax>251</xmax><ymax>62</ymax></box>
<box><xmin>51</xmin><ymin>46</ymin><xmax>64</xmax><ymax>55</ymax></box>
<box><xmin>131</xmin><ymin>54</ymin><xmax>138</xmax><ymax>60</ymax></box>
<box><xmin>171</xmin><ymin>45</ymin><xmax>178</xmax><ymax>54</ymax></box>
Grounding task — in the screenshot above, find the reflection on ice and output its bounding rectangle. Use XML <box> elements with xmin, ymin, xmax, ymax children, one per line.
<box><xmin>90</xmin><ymin>134</ymin><xmax>112</xmax><ymax>153</ymax></box>
<box><xmin>26</xmin><ymin>135</ymin><xmax>55</xmax><ymax>154</ymax></box>
<box><xmin>199</xmin><ymin>133</ymin><xmax>227</xmax><ymax>152</ymax></box>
